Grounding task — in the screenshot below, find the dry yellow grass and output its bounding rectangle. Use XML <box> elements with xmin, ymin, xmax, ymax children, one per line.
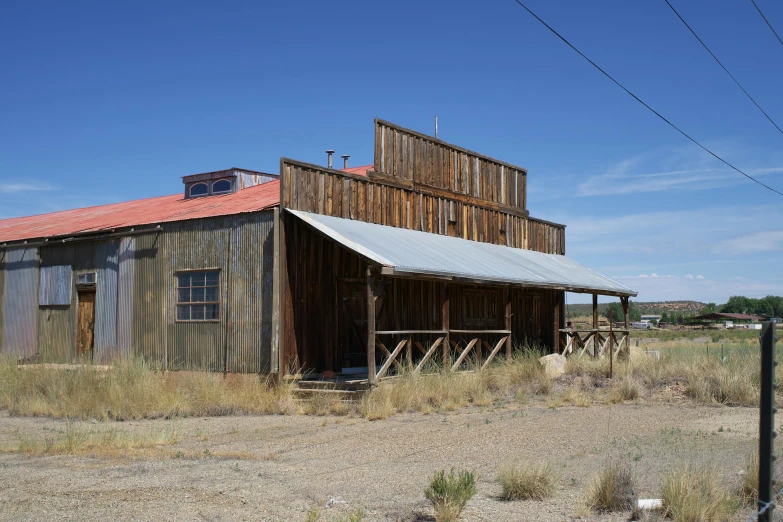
<box><xmin>739</xmin><ymin>453</ymin><xmax>759</xmax><ymax>506</ymax></box>
<box><xmin>0</xmin><ymin>337</ymin><xmax>771</xmax><ymax>423</ymax></box>
<box><xmin>580</xmin><ymin>461</ymin><xmax>637</xmax><ymax>514</ymax></box>
<box><xmin>497</xmin><ymin>462</ymin><xmax>555</xmax><ymax>500</ymax></box>
<box><xmin>660</xmin><ymin>464</ymin><xmax>737</xmax><ymax>522</ymax></box>
<box><xmin>0</xmin><ymin>358</ymin><xmax>297</xmax><ymax>420</ymax></box>
<box><xmin>4</xmin><ymin>422</ymin><xmax>180</xmax><ymax>457</ymax></box>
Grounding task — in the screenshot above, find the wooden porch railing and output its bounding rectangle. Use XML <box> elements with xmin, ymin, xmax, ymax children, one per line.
<box><xmin>560</xmin><ymin>329</ymin><xmax>629</xmax><ymax>359</ymax></box>
<box><xmin>374</xmin><ymin>330</ymin><xmax>510</xmax><ymax>380</ymax></box>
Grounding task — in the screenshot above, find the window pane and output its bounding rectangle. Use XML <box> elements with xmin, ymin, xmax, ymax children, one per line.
<box><xmin>205</xmin><ymin>271</ymin><xmax>219</xmax><ymax>286</ymax></box>
<box><xmin>177</xmin><ymin>288</ymin><xmax>190</xmax><ymax>303</ymax></box>
<box><xmin>177</xmin><ymin>273</ymin><xmax>190</xmax><ymax>288</ymax></box>
<box><xmin>190</xmin><ymin>183</ymin><xmax>208</xmax><ymax>196</ymax></box>
<box><xmin>212</xmin><ymin>179</ymin><xmax>231</xmax><ymax>193</ymax></box>
<box><xmin>176</xmin><ymin>305</ymin><xmax>190</xmax><ymax>321</ymax></box>
<box><xmin>204</xmin><ymin>286</ymin><xmax>218</xmax><ymax>302</ymax></box>
<box><xmin>191</xmin><ymin>305</ymin><xmax>205</xmax><ymax>320</ymax></box>
<box><xmin>191</xmin><ymin>272</ymin><xmax>206</xmax><ymax>287</ymax></box>
<box><xmin>191</xmin><ymin>287</ymin><xmax>205</xmax><ymax>302</ymax></box>
<box><xmin>205</xmin><ymin>304</ymin><xmax>219</xmax><ymax>320</ymax></box>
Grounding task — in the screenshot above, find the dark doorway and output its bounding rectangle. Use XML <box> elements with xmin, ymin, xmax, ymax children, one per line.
<box><xmin>338</xmin><ymin>280</ymin><xmax>367</xmax><ymax>370</ymax></box>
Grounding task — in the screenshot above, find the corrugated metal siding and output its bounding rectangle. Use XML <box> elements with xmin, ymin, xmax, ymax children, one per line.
<box><xmin>117</xmin><ymin>237</ymin><xmax>134</xmax><ymax>360</ymax></box>
<box><xmin>1</xmin><ymin>248</ymin><xmax>39</xmax><ymax>358</ymax></box>
<box><xmin>160</xmin><ymin>212</ymin><xmax>274</xmax><ymax>372</ymax></box>
<box><xmin>93</xmin><ymin>240</ymin><xmax>119</xmax><ymax>364</ymax></box>
<box><xmin>226</xmin><ymin>213</ymin><xmax>274</xmax><ymax>372</ymax></box>
<box><xmin>39</xmin><ymin>265</ymin><xmax>72</xmax><ymax>305</ymax></box>
<box><xmin>38</xmin><ymin>244</ymin><xmax>78</xmax><ymax>362</ymax></box>
<box><xmin>132</xmin><ymin>232</ymin><xmax>168</xmax><ymax>366</ymax></box>
<box><xmin>0</xmin><ymin>251</ymin><xmax>5</xmax><ymax>354</ymax></box>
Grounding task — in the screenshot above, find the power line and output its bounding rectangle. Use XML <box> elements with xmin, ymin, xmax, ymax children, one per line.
<box><xmin>750</xmin><ymin>0</ymin><xmax>783</xmax><ymax>49</ymax></box>
<box><xmin>509</xmin><ymin>0</ymin><xmax>783</xmax><ymax>198</ymax></box>
<box><xmin>664</xmin><ymin>0</ymin><xmax>783</xmax><ymax>138</ymax></box>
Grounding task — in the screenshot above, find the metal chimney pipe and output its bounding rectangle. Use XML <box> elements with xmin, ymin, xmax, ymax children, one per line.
<box><xmin>435</xmin><ymin>116</ymin><xmax>439</xmax><ymax>139</ymax></box>
<box><xmin>326</xmin><ymin>150</ymin><xmax>335</xmax><ymax>169</ymax></box>
<box><xmin>342</xmin><ymin>154</ymin><xmax>350</xmax><ymax>169</ymax></box>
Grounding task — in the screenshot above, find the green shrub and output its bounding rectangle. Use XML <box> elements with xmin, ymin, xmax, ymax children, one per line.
<box><xmin>424</xmin><ymin>468</ymin><xmax>478</xmax><ymax>522</ymax></box>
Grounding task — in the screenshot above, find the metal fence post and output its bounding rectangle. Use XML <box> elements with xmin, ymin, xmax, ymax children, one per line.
<box><xmin>759</xmin><ymin>321</ymin><xmax>777</xmax><ymax>522</ymax></box>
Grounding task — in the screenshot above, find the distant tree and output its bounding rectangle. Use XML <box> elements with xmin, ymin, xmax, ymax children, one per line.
<box><xmin>700</xmin><ymin>303</ymin><xmax>717</xmax><ymax>314</ymax></box>
<box><xmin>677</xmin><ymin>314</ymin><xmax>684</xmax><ymax>325</ymax></box>
<box><xmin>661</xmin><ymin>312</ymin><xmax>670</xmax><ymax>324</ymax></box>
<box><xmin>603</xmin><ymin>301</ymin><xmax>641</xmax><ymax>323</ymax></box>
<box><xmin>721</xmin><ymin>296</ymin><xmax>752</xmax><ymax>315</ymax></box>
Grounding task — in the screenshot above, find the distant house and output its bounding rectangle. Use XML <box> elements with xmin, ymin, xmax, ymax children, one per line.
<box><xmin>640</xmin><ymin>314</ymin><xmax>661</xmax><ymax>324</ymax></box>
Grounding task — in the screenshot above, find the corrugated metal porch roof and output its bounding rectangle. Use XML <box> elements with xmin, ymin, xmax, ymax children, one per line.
<box><xmin>288</xmin><ymin>209</ymin><xmax>637</xmax><ymax>297</ymax></box>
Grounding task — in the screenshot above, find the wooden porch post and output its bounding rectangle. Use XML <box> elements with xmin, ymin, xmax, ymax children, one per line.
<box><xmin>621</xmin><ymin>296</ymin><xmax>630</xmax><ymax>354</ymax></box>
<box><xmin>442</xmin><ymin>283</ymin><xmax>450</xmax><ymax>371</ymax></box>
<box><xmin>367</xmin><ymin>267</ymin><xmax>377</xmax><ymax>385</ymax></box>
<box><xmin>505</xmin><ymin>286</ymin><xmax>512</xmax><ymax>359</ymax></box>
<box><xmin>592</xmin><ymin>294</ymin><xmax>598</xmax><ymax>356</ymax></box>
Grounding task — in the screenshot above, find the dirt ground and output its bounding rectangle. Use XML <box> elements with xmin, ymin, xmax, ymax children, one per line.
<box><xmin>0</xmin><ymin>401</ymin><xmax>767</xmax><ymax>521</ymax></box>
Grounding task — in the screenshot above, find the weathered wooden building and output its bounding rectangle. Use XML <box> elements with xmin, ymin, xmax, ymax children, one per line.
<box><xmin>0</xmin><ymin>119</ymin><xmax>636</xmax><ymax>379</ymax></box>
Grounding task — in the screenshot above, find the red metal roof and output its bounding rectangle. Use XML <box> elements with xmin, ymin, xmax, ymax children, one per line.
<box><xmin>341</xmin><ymin>165</ymin><xmax>371</xmax><ymax>176</ymax></box>
<box><xmin>0</xmin><ymin>180</ymin><xmax>281</xmax><ymax>244</ymax></box>
<box><xmin>0</xmin><ymin>164</ymin><xmax>374</xmax><ymax>244</ymax></box>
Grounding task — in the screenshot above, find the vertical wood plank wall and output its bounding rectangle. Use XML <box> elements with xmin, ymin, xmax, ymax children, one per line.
<box><xmin>282</xmin><ymin>219</ymin><xmax>563</xmax><ymax>372</ymax></box>
<box><xmin>280</xmin><ymin>160</ymin><xmax>565</xmax><ymax>255</ymax></box>
<box><xmin>374</xmin><ymin>119</ymin><xmax>527</xmax><ymax>210</ymax></box>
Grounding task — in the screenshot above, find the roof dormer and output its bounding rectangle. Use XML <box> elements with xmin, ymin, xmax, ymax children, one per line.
<box><xmin>182</xmin><ymin>168</ymin><xmax>279</xmax><ymax>199</ymax></box>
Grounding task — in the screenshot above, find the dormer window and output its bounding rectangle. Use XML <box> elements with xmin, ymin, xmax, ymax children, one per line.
<box><xmin>212</xmin><ymin>179</ymin><xmax>232</xmax><ymax>194</ymax></box>
<box><xmin>189</xmin><ymin>183</ymin><xmax>209</xmax><ymax>197</ymax></box>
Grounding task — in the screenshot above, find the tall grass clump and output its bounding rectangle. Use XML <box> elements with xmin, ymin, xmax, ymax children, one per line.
<box><xmin>660</xmin><ymin>465</ymin><xmax>736</xmax><ymax>522</ymax></box>
<box><xmin>497</xmin><ymin>463</ymin><xmax>555</xmax><ymax>500</ymax></box>
<box><xmin>0</xmin><ymin>357</ymin><xmax>296</xmax><ymax>420</ymax></box>
<box><xmin>739</xmin><ymin>453</ymin><xmax>759</xmax><ymax>506</ymax></box>
<box><xmin>424</xmin><ymin>468</ymin><xmax>478</xmax><ymax>522</ymax></box>
<box><xmin>684</xmin><ymin>356</ymin><xmax>759</xmax><ymax>406</ymax></box>
<box><xmin>582</xmin><ymin>461</ymin><xmax>636</xmax><ymax>513</ymax></box>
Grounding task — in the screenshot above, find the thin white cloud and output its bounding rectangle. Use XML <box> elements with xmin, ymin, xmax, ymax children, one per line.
<box><xmin>0</xmin><ymin>182</ymin><xmax>53</xmax><ymax>194</ymax></box>
<box><xmin>574</xmin><ymin>145</ymin><xmax>783</xmax><ymax>197</ymax></box>
<box><xmin>713</xmin><ymin>230</ymin><xmax>783</xmax><ymax>255</ymax></box>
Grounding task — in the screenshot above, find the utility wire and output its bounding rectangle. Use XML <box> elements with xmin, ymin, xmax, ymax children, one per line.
<box><xmin>510</xmin><ymin>0</ymin><xmax>783</xmax><ymax>198</ymax></box>
<box><xmin>750</xmin><ymin>0</ymin><xmax>783</xmax><ymax>49</ymax></box>
<box><xmin>665</xmin><ymin>0</ymin><xmax>783</xmax><ymax>138</ymax></box>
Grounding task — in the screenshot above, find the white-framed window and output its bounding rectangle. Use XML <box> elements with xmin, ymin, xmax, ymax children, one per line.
<box><xmin>211</xmin><ymin>179</ymin><xmax>232</xmax><ymax>194</ymax></box>
<box><xmin>76</xmin><ymin>271</ymin><xmax>97</xmax><ymax>286</ymax></box>
<box><xmin>189</xmin><ymin>182</ymin><xmax>209</xmax><ymax>197</ymax></box>
<box><xmin>176</xmin><ymin>270</ymin><xmax>220</xmax><ymax>321</ymax></box>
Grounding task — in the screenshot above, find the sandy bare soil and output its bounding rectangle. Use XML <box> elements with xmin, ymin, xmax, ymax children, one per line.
<box><xmin>0</xmin><ymin>402</ymin><xmax>766</xmax><ymax>521</ymax></box>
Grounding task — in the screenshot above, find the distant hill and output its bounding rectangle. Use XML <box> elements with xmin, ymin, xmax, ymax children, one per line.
<box><xmin>567</xmin><ymin>300</ymin><xmax>706</xmax><ymax>318</ymax></box>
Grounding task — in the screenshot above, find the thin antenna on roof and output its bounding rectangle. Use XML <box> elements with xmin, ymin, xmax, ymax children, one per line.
<box><xmin>326</xmin><ymin>150</ymin><xmax>334</xmax><ymax>169</ymax></box>
<box><xmin>434</xmin><ymin>116</ymin><xmax>439</xmax><ymax>139</ymax></box>
<box><xmin>341</xmin><ymin>154</ymin><xmax>350</xmax><ymax>169</ymax></box>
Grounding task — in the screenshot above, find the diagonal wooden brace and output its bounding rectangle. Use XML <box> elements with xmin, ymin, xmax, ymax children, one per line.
<box><xmin>413</xmin><ymin>337</ymin><xmax>444</xmax><ymax>374</ymax></box>
<box><xmin>481</xmin><ymin>336</ymin><xmax>509</xmax><ymax>371</ymax></box>
<box><xmin>376</xmin><ymin>339</ymin><xmax>408</xmax><ymax>380</ymax></box>
<box><xmin>451</xmin><ymin>338</ymin><xmax>479</xmax><ymax>371</ymax></box>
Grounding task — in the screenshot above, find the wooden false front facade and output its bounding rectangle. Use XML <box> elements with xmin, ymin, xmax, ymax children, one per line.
<box><xmin>278</xmin><ymin>119</ymin><xmax>569</xmax><ymax>379</ymax></box>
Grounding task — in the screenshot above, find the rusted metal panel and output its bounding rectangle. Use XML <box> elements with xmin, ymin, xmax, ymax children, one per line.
<box><xmin>117</xmin><ymin>237</ymin><xmax>134</xmax><ymax>360</ymax></box>
<box><xmin>149</xmin><ymin>212</ymin><xmax>274</xmax><ymax>372</ymax></box>
<box><xmin>39</xmin><ymin>265</ymin><xmax>72</xmax><ymax>305</ymax></box>
<box><xmin>93</xmin><ymin>240</ymin><xmax>119</xmax><ymax>364</ymax></box>
<box><xmin>131</xmin><ymin>231</ymin><xmax>168</xmax><ymax>367</ymax></box>
<box><xmin>0</xmin><ymin>181</ymin><xmax>279</xmax><ymax>244</ymax></box>
<box><xmin>1</xmin><ymin>248</ymin><xmax>39</xmax><ymax>358</ymax></box>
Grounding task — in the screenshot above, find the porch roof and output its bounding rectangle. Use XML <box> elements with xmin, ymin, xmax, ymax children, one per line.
<box><xmin>287</xmin><ymin>210</ymin><xmax>637</xmax><ymax>297</ymax></box>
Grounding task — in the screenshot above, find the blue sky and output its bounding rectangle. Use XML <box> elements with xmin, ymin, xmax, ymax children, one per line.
<box><xmin>2</xmin><ymin>1</ymin><xmax>782</xmax><ymax>305</ymax></box>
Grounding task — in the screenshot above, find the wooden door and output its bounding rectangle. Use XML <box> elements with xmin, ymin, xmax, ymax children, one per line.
<box><xmin>77</xmin><ymin>290</ymin><xmax>96</xmax><ymax>359</ymax></box>
<box><xmin>516</xmin><ymin>293</ymin><xmax>542</xmax><ymax>347</ymax></box>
